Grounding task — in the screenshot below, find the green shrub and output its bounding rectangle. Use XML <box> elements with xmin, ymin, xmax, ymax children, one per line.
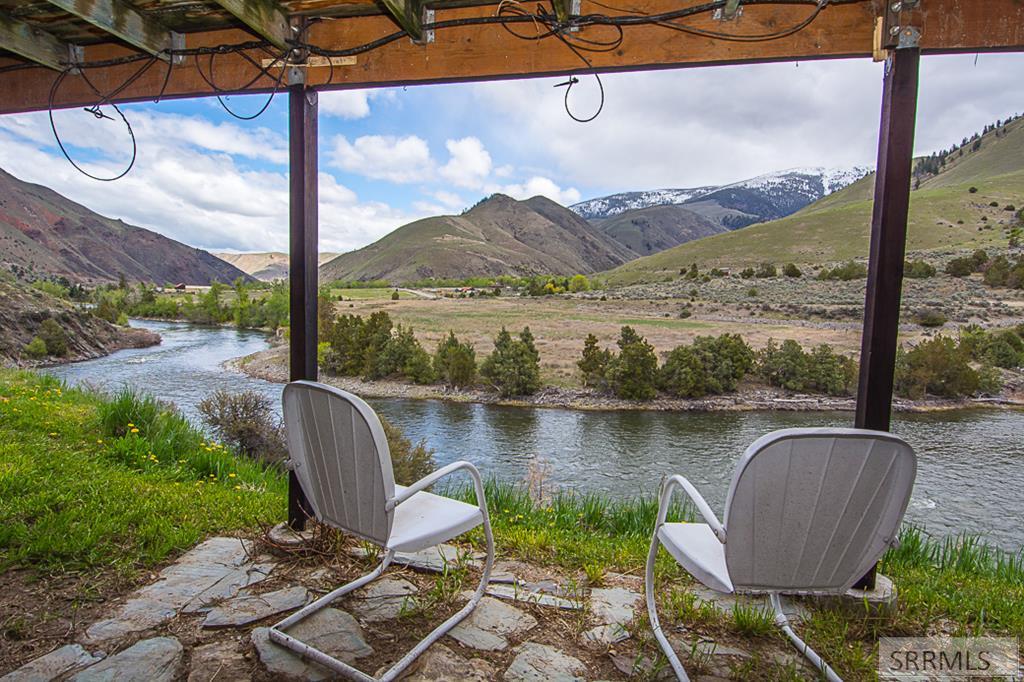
<box><xmin>782</xmin><ymin>263</ymin><xmax>802</xmax><ymax>278</ymax></box>
<box><xmin>817</xmin><ymin>261</ymin><xmax>868</xmax><ymax>281</ymax></box>
<box><xmin>568</xmin><ymin>274</ymin><xmax>591</xmax><ymax>292</ymax></box>
<box><xmin>480</xmin><ymin>327</ymin><xmax>541</xmax><ymax>397</ymax></box>
<box><xmin>982</xmin><ymin>255</ymin><xmax>1024</xmax><ymax>289</ymax></box>
<box><xmin>757</xmin><ymin>339</ymin><xmax>809</xmax><ymax>391</ymax></box>
<box><xmin>894</xmin><ymin>336</ymin><xmax>990</xmax><ymax>399</ymax></box>
<box><xmin>945</xmin><ymin>256</ymin><xmax>976</xmax><ymax>277</ymax></box>
<box><xmin>739</xmin><ymin>267</ymin><xmax>755</xmax><ymax>279</ymax></box>
<box><xmin>197</xmin><ymin>390</ymin><xmax>286</xmax><ymax>465</ymax></box>
<box><xmin>971</xmin><ymin>249</ymin><xmax>990</xmax><ymax>268</ymax></box>
<box><xmin>96</xmin><ymin>386</ymin><xmax>203</xmax><ymax>462</ymax></box>
<box><xmin>380</xmin><ymin>416</ymin><xmax>435</xmax><ymax>486</ymax></box>
<box><xmin>606</xmin><ymin>327</ymin><xmax>658</xmax><ymax>400</ymax></box>
<box><xmin>391</xmin><ymin>290</ymin><xmax>400</xmax><ymax>301</ymax></box>
<box><xmin>659</xmin><ymin>346</ymin><xmax>707</xmax><ymax>398</ymax></box>
<box><xmin>372</xmin><ymin>325</ymin><xmax>435</xmax><ymax>384</ymax></box>
<box><xmin>904</xmin><ymin>260</ymin><xmax>936</xmax><ymax>279</ymax></box>
<box><xmin>755</xmin><ymin>262</ymin><xmax>777</xmax><ymax>278</ymax></box>
<box><xmin>659</xmin><ymin>334</ymin><xmax>755</xmax><ymax>398</ymax></box>
<box><xmin>982</xmin><ymin>331</ymin><xmax>1023</xmax><ymax>369</ymax></box>
<box><xmin>37</xmin><ymin>319</ymin><xmax>68</xmax><ymax>357</ymax></box>
<box><xmin>578</xmin><ymin>334</ymin><xmax>612</xmax><ymax>389</ymax></box>
<box><xmin>682</xmin><ymin>264</ymin><xmax>699</xmax><ymax>281</ymax></box>
<box><xmin>434</xmin><ymin>331</ymin><xmax>477</xmax><ymax>387</ymax></box>
<box><xmin>757</xmin><ymin>339</ymin><xmax>857</xmax><ymax>396</ymax></box>
<box><xmin>116</xmin><ymin>312</ymin><xmax>129</xmax><ymax>326</ymax></box>
<box><xmin>23</xmin><ymin>336</ymin><xmax>47</xmax><ymax>359</ymax></box>
<box><xmin>806</xmin><ymin>344</ymin><xmax>859</xmax><ymax>396</ymax></box>
<box><xmin>914</xmin><ymin>309</ymin><xmax>948</xmax><ymax>328</ymax></box>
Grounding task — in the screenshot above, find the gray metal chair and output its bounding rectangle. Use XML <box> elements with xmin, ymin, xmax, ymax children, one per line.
<box><xmin>269</xmin><ymin>380</ymin><xmax>494</xmax><ymax>682</ymax></box>
<box><xmin>645</xmin><ymin>428</ymin><xmax>917</xmax><ymax>681</ymax></box>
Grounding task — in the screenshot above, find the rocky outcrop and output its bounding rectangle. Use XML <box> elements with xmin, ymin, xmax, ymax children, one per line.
<box><xmin>0</xmin><ymin>281</ymin><xmax>160</xmax><ymax>368</ymax></box>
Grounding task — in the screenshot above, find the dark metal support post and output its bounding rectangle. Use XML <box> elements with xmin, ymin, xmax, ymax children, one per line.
<box><xmin>288</xmin><ymin>80</ymin><xmax>318</xmax><ymax>529</ymax></box>
<box><xmin>853</xmin><ymin>44</ymin><xmax>921</xmax><ymax>589</ymax></box>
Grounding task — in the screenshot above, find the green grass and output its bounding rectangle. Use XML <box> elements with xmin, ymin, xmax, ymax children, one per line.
<box><xmin>332</xmin><ymin>287</ymin><xmax>410</xmax><ymax>301</ymax></box>
<box><xmin>2</xmin><ymin>369</ymin><xmax>1023</xmax><ymax>679</ymax></box>
<box><xmin>0</xmin><ymin>370</ymin><xmax>285</xmax><ymax>573</ymax></box>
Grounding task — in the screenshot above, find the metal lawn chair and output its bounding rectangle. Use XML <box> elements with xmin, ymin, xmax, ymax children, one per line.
<box><xmin>645</xmin><ymin>428</ymin><xmax>916</xmax><ymax>682</ymax></box>
<box><xmin>269</xmin><ymin>380</ymin><xmax>494</xmax><ymax>682</ymax></box>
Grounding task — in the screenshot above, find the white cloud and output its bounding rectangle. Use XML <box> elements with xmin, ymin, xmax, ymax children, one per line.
<box><xmin>319</xmin><ymin>91</ymin><xmax>371</xmax><ymax>119</ymax></box>
<box><xmin>439</xmin><ymin>137</ymin><xmax>492</xmax><ymax>189</ymax></box>
<box><xmin>492</xmin><ymin>176</ymin><xmax>581</xmax><ymax>205</ymax></box>
<box><xmin>328</xmin><ymin>134</ymin><xmax>434</xmax><ymax>183</ymax></box>
<box><xmin>432</xmin><ymin>190</ymin><xmax>466</xmax><ymax>211</ymax></box>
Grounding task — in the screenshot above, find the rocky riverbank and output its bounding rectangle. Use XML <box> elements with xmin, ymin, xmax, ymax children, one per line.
<box><xmin>232</xmin><ymin>345</ymin><xmax>1024</xmax><ymax>413</ymax></box>
<box><xmin>0</xmin><ymin>281</ymin><xmax>161</xmax><ymax>368</ymax></box>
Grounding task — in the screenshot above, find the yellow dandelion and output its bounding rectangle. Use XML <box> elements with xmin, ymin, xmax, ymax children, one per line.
<box><xmin>48</xmin><ymin>432</ymin><xmax>57</xmax><ymax>436</ymax></box>
<box><xmin>228</xmin><ymin>473</ymin><xmax>236</xmax><ymax>478</ymax></box>
<box><xmin>130</xmin><ymin>427</ymin><xmax>140</xmax><ymax>433</ymax></box>
<box><xmin>234</xmin><ymin>485</ymin><xmax>242</xmax><ymax>490</ymax></box>
<box><xmin>127</xmin><ymin>422</ymin><xmax>134</xmax><ymax>427</ymax></box>
<box><xmin>97</xmin><ymin>439</ymin><xmax>103</xmax><ymax>444</ymax></box>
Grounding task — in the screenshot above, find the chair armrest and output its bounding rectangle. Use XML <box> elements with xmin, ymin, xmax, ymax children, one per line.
<box><xmin>386</xmin><ymin>461</ymin><xmax>486</xmax><ymax>511</ymax></box>
<box><xmin>657</xmin><ymin>475</ymin><xmax>726</xmax><ymax>543</ymax></box>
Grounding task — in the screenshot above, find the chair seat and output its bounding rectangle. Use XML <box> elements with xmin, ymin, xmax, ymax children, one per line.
<box><xmin>658</xmin><ymin>523</ymin><xmax>734</xmax><ymax>594</ymax></box>
<box><xmin>388</xmin><ymin>485</ymin><xmax>484</xmax><ymax>553</ymax></box>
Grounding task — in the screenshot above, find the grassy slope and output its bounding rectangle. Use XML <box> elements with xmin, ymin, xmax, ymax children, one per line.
<box><xmin>604</xmin><ymin>119</ymin><xmax>1024</xmax><ymax>286</ymax></box>
<box><xmin>1</xmin><ymin>370</ymin><xmax>1022</xmax><ymax>680</ymax></box>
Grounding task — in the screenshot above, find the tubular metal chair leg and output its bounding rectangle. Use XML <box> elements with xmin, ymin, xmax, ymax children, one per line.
<box><xmin>645</xmin><ymin>534</ymin><xmax>691</xmax><ymax>682</ymax></box>
<box><xmin>769</xmin><ymin>593</ymin><xmax>843</xmax><ymax>682</ymax></box>
<box><xmin>268</xmin><ymin>520</ymin><xmax>495</xmax><ymax>682</ymax></box>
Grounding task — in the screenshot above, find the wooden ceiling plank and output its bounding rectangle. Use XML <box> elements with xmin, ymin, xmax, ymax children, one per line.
<box><xmin>0</xmin><ymin>11</ymin><xmax>79</xmax><ymax>71</ymax></box>
<box><xmin>378</xmin><ymin>0</ymin><xmax>423</xmax><ymax>41</ymax></box>
<box><xmin>210</xmin><ymin>0</ymin><xmax>293</xmax><ymax>51</ymax></box>
<box><xmin>43</xmin><ymin>0</ymin><xmax>178</xmax><ymax>60</ymax></box>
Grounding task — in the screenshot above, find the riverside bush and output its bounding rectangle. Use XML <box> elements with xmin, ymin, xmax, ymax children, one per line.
<box><xmin>198</xmin><ymin>390</ymin><xmax>286</xmax><ymax>464</ymax></box>
<box><xmin>381</xmin><ymin>416</ymin><xmax>435</xmax><ymax>485</ymax></box>
<box><xmin>757</xmin><ymin>339</ymin><xmax>857</xmax><ymax>396</ymax></box>
<box><xmin>480</xmin><ymin>327</ymin><xmax>541</xmax><ymax>397</ymax></box>
<box><xmin>606</xmin><ymin>327</ymin><xmax>658</xmax><ymax>400</ymax></box>
<box><xmin>577</xmin><ymin>334</ymin><xmax>612</xmax><ymax>389</ymax></box>
<box><xmin>38</xmin><ymin>319</ymin><xmax>68</xmax><ymax>357</ymax></box>
<box><xmin>659</xmin><ymin>334</ymin><xmax>754</xmax><ymax>398</ymax></box>
<box><xmin>434</xmin><ymin>331</ymin><xmax>477</xmax><ymax>387</ymax></box>
<box><xmin>374</xmin><ymin>325</ymin><xmax>435</xmax><ymax>384</ymax></box>
<box><xmin>23</xmin><ymin>336</ymin><xmax>47</xmax><ymax>359</ymax></box>
<box><xmin>894</xmin><ymin>335</ymin><xmax>997</xmax><ymax>399</ymax></box>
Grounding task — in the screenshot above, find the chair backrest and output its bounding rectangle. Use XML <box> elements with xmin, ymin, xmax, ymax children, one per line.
<box><xmin>723</xmin><ymin>428</ymin><xmax>916</xmax><ymax>594</ymax></box>
<box><xmin>282</xmin><ymin>380</ymin><xmax>396</xmax><ymax>546</ymax></box>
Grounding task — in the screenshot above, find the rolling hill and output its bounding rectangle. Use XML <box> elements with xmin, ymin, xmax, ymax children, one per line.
<box><xmin>320</xmin><ymin>193</ymin><xmax>635</xmax><ymax>283</ymax></box>
<box><xmin>215</xmin><ymin>251</ymin><xmax>339</xmax><ymax>281</ymax></box>
<box><xmin>0</xmin><ymin>168</ymin><xmax>251</xmax><ymax>286</ymax></box>
<box><xmin>592</xmin><ymin>204</ymin><xmax>727</xmax><ymax>256</ymax></box>
<box><xmin>603</xmin><ymin>117</ymin><xmax>1024</xmax><ymax>286</ymax></box>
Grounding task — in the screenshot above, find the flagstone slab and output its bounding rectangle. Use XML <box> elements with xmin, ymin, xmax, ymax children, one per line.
<box><xmin>69</xmin><ymin>637</ymin><xmax>182</xmax><ymax>682</ymax></box>
<box><xmin>486</xmin><ymin>584</ymin><xmax>582</xmax><ymax>610</ymax></box>
<box><xmin>589</xmin><ymin>587</ymin><xmax>641</xmax><ymax>625</ymax></box>
<box><xmin>84</xmin><ymin>537</ymin><xmax>253</xmax><ymax>642</ymax></box>
<box><xmin>582</xmin><ymin>623</ymin><xmax>630</xmax><ymax>647</ymax></box>
<box><xmin>0</xmin><ymin>644</ymin><xmax>103</xmax><ymax>682</ymax></box>
<box><xmin>404</xmin><ymin>643</ymin><xmax>496</xmax><ymax>682</ymax></box>
<box><xmin>348</xmin><ymin>577</ymin><xmax>419</xmax><ymax>622</ymax></box>
<box><xmin>203</xmin><ymin>586</ymin><xmax>309</xmax><ymax>628</ymax></box>
<box><xmin>267</xmin><ymin>522</ymin><xmax>316</xmax><ymax>548</ymax></box>
<box><xmin>187</xmin><ymin>641</ymin><xmax>251</xmax><ymax>682</ymax></box>
<box><xmin>182</xmin><ymin>562</ymin><xmax>275</xmax><ymax>614</ymax></box>
<box><xmin>448</xmin><ymin>597</ymin><xmax>537</xmax><ymax>651</ymax></box>
<box><xmin>504</xmin><ymin>642</ymin><xmax>587</xmax><ymax>681</ymax></box>
<box><xmin>252</xmin><ymin>608</ymin><xmax>372</xmax><ymax>681</ymax></box>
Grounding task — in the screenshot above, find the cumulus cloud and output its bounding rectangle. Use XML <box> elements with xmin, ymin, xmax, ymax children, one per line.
<box><xmin>328</xmin><ymin>134</ymin><xmax>434</xmax><ymax>183</ymax></box>
<box><xmin>319</xmin><ymin>90</ymin><xmax>371</xmax><ymax>119</ymax></box>
<box><xmin>439</xmin><ymin>137</ymin><xmax>492</xmax><ymax>188</ymax></box>
<box><xmin>492</xmin><ymin>176</ymin><xmax>581</xmax><ymax>205</ymax></box>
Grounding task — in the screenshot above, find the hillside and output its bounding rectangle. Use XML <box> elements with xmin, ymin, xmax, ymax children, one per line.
<box><xmin>215</xmin><ymin>251</ymin><xmax>339</xmax><ymax>281</ymax></box>
<box><xmin>320</xmin><ymin>194</ymin><xmax>635</xmax><ymax>283</ymax></box>
<box><xmin>593</xmin><ymin>205</ymin><xmax>727</xmax><ymax>256</ymax></box>
<box><xmin>0</xmin><ymin>278</ymin><xmax>159</xmax><ymax>367</ymax></box>
<box><xmin>603</xmin><ymin>118</ymin><xmax>1024</xmax><ymax>285</ymax></box>
<box><xmin>0</xmin><ymin>168</ymin><xmax>252</xmax><ymax>286</ymax></box>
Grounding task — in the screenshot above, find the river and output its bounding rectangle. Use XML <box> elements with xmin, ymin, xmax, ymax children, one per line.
<box><xmin>48</xmin><ymin>319</ymin><xmax>1024</xmax><ymax>551</ymax></box>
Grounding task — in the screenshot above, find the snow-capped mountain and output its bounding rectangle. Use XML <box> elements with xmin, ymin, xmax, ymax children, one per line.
<box><xmin>571</xmin><ymin>166</ymin><xmax>871</xmax><ymax>224</ymax></box>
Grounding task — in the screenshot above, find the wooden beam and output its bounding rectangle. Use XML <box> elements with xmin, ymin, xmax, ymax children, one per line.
<box><xmin>287</xmin><ymin>81</ymin><xmax>318</xmax><ymax>530</ymax></box>
<box><xmin>0</xmin><ymin>11</ymin><xmax>80</xmax><ymax>71</ymax></box>
<box><xmin>378</xmin><ymin>0</ymin><xmax>424</xmax><ymax>42</ymax></box>
<box><xmin>2</xmin><ymin>0</ymin><xmax>1022</xmax><ymax>114</ymax></box>
<box><xmin>44</xmin><ymin>0</ymin><xmax>179</xmax><ymax>60</ymax></box>
<box><xmin>210</xmin><ymin>0</ymin><xmax>293</xmax><ymax>51</ymax></box>
<box><xmin>853</xmin><ymin>43</ymin><xmax>920</xmax><ymax>592</ymax></box>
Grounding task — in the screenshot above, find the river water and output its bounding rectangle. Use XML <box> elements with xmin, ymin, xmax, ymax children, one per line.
<box><xmin>48</xmin><ymin>320</ymin><xmax>1024</xmax><ymax>551</ymax></box>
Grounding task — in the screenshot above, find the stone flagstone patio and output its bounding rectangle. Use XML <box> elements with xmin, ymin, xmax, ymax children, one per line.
<box><xmin>1</xmin><ymin>531</ymin><xmax>843</xmax><ymax>681</ymax></box>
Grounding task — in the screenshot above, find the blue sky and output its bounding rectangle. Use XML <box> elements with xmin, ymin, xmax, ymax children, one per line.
<box><xmin>0</xmin><ymin>52</ymin><xmax>1022</xmax><ymax>254</ymax></box>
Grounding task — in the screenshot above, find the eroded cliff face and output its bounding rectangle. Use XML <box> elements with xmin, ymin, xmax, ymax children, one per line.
<box><xmin>0</xmin><ymin>282</ymin><xmax>159</xmax><ymax>368</ymax></box>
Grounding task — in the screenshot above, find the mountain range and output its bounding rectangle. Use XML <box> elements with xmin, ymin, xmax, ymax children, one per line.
<box><xmin>0</xmin><ymin>168</ymin><xmax>250</xmax><ymax>286</ymax></box>
<box><xmin>214</xmin><ymin>252</ymin><xmax>339</xmax><ymax>282</ymax></box>
<box><xmin>604</xmin><ymin>116</ymin><xmax>1024</xmax><ymax>285</ymax></box>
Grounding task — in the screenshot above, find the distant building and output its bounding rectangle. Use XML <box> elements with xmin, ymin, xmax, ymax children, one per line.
<box><xmin>174</xmin><ymin>283</ymin><xmax>187</xmax><ymax>291</ymax></box>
